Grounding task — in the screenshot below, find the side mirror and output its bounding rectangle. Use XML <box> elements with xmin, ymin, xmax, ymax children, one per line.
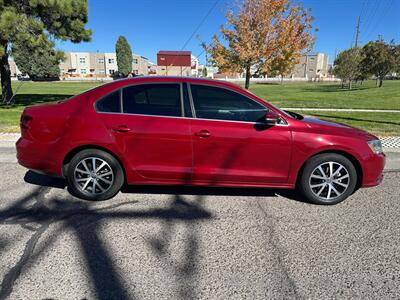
<box><xmin>264</xmin><ymin>111</ymin><xmax>280</xmax><ymax>125</ymax></box>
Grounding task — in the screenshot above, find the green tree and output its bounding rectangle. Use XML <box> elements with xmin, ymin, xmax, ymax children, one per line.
<box><xmin>0</xmin><ymin>0</ymin><xmax>91</xmax><ymax>103</ymax></box>
<box><xmin>333</xmin><ymin>48</ymin><xmax>363</xmax><ymax>89</ymax></box>
<box><xmin>202</xmin><ymin>67</ymin><xmax>208</xmax><ymax>78</ymax></box>
<box><xmin>360</xmin><ymin>41</ymin><xmax>395</xmax><ymax>87</ymax></box>
<box><xmin>13</xmin><ymin>37</ymin><xmax>64</xmax><ymax>79</ymax></box>
<box><xmin>268</xmin><ymin>49</ymin><xmax>299</xmax><ymax>84</ymax></box>
<box><xmin>392</xmin><ymin>44</ymin><xmax>400</xmax><ymax>75</ymax></box>
<box><xmin>116</xmin><ymin>36</ymin><xmax>133</xmax><ymax>77</ymax></box>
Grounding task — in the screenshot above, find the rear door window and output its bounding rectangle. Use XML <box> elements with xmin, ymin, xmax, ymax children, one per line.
<box><xmin>122</xmin><ymin>84</ymin><xmax>182</xmax><ymax>117</ymax></box>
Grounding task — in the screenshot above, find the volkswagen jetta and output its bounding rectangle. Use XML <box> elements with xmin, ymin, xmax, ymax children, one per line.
<box><xmin>16</xmin><ymin>77</ymin><xmax>385</xmax><ymax>204</ymax></box>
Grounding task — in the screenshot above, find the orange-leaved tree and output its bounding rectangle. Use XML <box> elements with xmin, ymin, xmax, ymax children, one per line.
<box><xmin>204</xmin><ymin>0</ymin><xmax>315</xmax><ymax>89</ymax></box>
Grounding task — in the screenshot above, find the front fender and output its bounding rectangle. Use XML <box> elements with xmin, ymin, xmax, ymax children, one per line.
<box><xmin>287</xmin><ymin>132</ymin><xmax>369</xmax><ymax>186</ymax></box>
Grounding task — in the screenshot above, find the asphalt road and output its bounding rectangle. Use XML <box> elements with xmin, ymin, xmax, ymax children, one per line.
<box><xmin>0</xmin><ymin>161</ymin><xmax>399</xmax><ymax>299</ymax></box>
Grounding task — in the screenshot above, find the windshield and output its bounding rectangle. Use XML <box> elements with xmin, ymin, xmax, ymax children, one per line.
<box><xmin>266</xmin><ymin>102</ymin><xmax>296</xmax><ymax>118</ymax></box>
<box><xmin>249</xmin><ymin>91</ymin><xmax>303</xmax><ymax>120</ymax></box>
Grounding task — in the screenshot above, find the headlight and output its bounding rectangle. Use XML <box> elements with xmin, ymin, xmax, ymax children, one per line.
<box><xmin>367</xmin><ymin>140</ymin><xmax>383</xmax><ymax>154</ymax></box>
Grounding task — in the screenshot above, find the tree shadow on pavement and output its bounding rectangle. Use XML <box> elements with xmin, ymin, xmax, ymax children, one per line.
<box><xmin>1</xmin><ymin>140</ymin><xmax>309</xmax><ymax>300</ymax></box>
<box><xmin>0</xmin><ymin>183</ymin><xmax>212</xmax><ymax>299</ymax></box>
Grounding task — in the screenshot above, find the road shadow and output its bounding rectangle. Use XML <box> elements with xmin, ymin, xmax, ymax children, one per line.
<box><xmin>24</xmin><ymin>171</ymin><xmax>67</xmax><ymax>189</ymax></box>
<box><xmin>0</xmin><ymin>183</ymin><xmax>213</xmax><ymax>299</ymax></box>
<box><xmin>4</xmin><ymin>146</ymin><xmax>308</xmax><ymax>300</ymax></box>
<box><xmin>24</xmin><ymin>170</ymin><xmax>307</xmax><ymax>203</ymax></box>
<box><xmin>122</xmin><ymin>185</ymin><xmax>308</xmax><ymax>202</ymax></box>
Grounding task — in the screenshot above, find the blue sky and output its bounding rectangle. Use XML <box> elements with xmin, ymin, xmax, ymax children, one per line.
<box><xmin>57</xmin><ymin>0</ymin><xmax>400</xmax><ymax>64</ymax></box>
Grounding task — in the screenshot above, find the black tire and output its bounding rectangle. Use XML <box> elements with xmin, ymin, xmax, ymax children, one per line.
<box><xmin>67</xmin><ymin>149</ymin><xmax>124</xmax><ymax>201</ymax></box>
<box><xmin>298</xmin><ymin>153</ymin><xmax>357</xmax><ymax>205</ymax></box>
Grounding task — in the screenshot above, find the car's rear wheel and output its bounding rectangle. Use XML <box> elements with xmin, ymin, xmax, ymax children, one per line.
<box><xmin>299</xmin><ymin>153</ymin><xmax>357</xmax><ymax>205</ymax></box>
<box><xmin>67</xmin><ymin>149</ymin><xmax>124</xmax><ymax>201</ymax></box>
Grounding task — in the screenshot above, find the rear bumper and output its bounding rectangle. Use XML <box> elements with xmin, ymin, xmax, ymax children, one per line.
<box><xmin>16</xmin><ymin>137</ymin><xmax>62</xmax><ymax>176</ymax></box>
<box><xmin>361</xmin><ymin>153</ymin><xmax>386</xmax><ymax>187</ymax></box>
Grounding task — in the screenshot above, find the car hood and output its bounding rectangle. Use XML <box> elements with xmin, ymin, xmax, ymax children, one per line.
<box><xmin>301</xmin><ymin>115</ymin><xmax>378</xmax><ymax>141</ymax></box>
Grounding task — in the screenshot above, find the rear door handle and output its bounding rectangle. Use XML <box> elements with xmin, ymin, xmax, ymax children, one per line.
<box><xmin>112</xmin><ymin>125</ymin><xmax>131</xmax><ymax>133</ymax></box>
<box><xmin>195</xmin><ymin>130</ymin><xmax>211</xmax><ymax>138</ymax></box>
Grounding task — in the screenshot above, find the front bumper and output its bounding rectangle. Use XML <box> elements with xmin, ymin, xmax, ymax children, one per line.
<box><xmin>361</xmin><ymin>153</ymin><xmax>386</xmax><ymax>187</ymax></box>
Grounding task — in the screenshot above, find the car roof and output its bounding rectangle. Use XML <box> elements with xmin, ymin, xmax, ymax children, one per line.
<box><xmin>111</xmin><ymin>76</ymin><xmax>241</xmax><ymax>89</ymax></box>
<box><xmin>84</xmin><ymin>76</ymin><xmax>248</xmax><ymax>103</ymax></box>
<box><xmin>83</xmin><ymin>75</ymin><xmax>278</xmax><ymax>114</ymax></box>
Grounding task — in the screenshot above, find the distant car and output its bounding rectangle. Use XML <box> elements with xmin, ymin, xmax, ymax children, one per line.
<box><xmin>16</xmin><ymin>77</ymin><xmax>385</xmax><ymax>205</ymax></box>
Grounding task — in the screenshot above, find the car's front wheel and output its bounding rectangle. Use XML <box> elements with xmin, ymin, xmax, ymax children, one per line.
<box><xmin>67</xmin><ymin>149</ymin><xmax>124</xmax><ymax>201</ymax></box>
<box><xmin>299</xmin><ymin>153</ymin><xmax>357</xmax><ymax>205</ymax></box>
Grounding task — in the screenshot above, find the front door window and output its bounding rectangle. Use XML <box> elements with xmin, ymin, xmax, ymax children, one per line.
<box><xmin>190</xmin><ymin>84</ymin><xmax>268</xmax><ymax>122</ymax></box>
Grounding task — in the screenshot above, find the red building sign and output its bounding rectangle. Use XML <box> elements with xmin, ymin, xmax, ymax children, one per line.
<box><xmin>157</xmin><ymin>51</ymin><xmax>191</xmax><ymax>67</ymax></box>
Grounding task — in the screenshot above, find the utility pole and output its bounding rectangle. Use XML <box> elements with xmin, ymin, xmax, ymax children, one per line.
<box><xmin>355</xmin><ymin>16</ymin><xmax>361</xmax><ymax>48</ymax></box>
<box><xmin>95</xmin><ymin>50</ymin><xmax>98</xmax><ymax>81</ymax></box>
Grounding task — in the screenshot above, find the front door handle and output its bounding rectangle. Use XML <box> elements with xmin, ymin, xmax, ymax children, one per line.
<box><xmin>195</xmin><ymin>130</ymin><xmax>211</xmax><ymax>138</ymax></box>
<box><xmin>112</xmin><ymin>125</ymin><xmax>131</xmax><ymax>133</ymax></box>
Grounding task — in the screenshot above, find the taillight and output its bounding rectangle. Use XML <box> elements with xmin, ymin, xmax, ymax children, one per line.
<box><xmin>20</xmin><ymin>115</ymin><xmax>32</xmax><ymax>130</ymax></box>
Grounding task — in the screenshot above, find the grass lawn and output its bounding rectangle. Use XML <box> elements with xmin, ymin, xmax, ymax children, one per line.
<box><xmin>248</xmin><ymin>80</ymin><xmax>400</xmax><ymax>110</ymax></box>
<box><xmin>1</xmin><ymin>81</ymin><xmax>102</xmax><ymax>107</ymax></box>
<box><xmin>0</xmin><ymin>81</ymin><xmax>101</xmax><ymax>133</ymax></box>
<box><xmin>0</xmin><ymin>79</ymin><xmax>399</xmax><ymax>136</ymax></box>
<box><xmin>293</xmin><ymin>110</ymin><xmax>400</xmax><ymax>137</ymax></box>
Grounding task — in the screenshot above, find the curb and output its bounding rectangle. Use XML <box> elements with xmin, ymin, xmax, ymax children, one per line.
<box><xmin>384</xmin><ymin>169</ymin><xmax>400</xmax><ymax>173</ymax></box>
<box><xmin>0</xmin><ymin>133</ymin><xmax>20</xmax><ymax>142</ymax></box>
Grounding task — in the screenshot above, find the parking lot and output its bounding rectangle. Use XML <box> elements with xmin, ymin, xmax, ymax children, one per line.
<box><xmin>0</xmin><ymin>158</ymin><xmax>399</xmax><ymax>299</ymax></box>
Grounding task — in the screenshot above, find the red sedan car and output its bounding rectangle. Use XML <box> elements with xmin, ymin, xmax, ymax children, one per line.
<box><xmin>16</xmin><ymin>77</ymin><xmax>385</xmax><ymax>205</ymax></box>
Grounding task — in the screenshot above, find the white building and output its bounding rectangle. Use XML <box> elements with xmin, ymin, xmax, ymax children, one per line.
<box><xmin>191</xmin><ymin>55</ymin><xmax>199</xmax><ymax>77</ymax></box>
<box><xmin>59</xmin><ymin>52</ymin><xmax>151</xmax><ymax>79</ymax></box>
<box><xmin>104</xmin><ymin>53</ymin><xmax>117</xmax><ymax>76</ymax></box>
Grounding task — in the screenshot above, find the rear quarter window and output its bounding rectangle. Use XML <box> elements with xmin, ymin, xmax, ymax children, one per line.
<box><xmin>95</xmin><ymin>90</ymin><xmax>121</xmax><ymax>113</ymax></box>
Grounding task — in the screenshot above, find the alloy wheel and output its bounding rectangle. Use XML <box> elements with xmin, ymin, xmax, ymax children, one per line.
<box><xmin>308</xmin><ymin>161</ymin><xmax>350</xmax><ymax>201</ymax></box>
<box><xmin>74</xmin><ymin>157</ymin><xmax>114</xmax><ymax>195</ymax></box>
